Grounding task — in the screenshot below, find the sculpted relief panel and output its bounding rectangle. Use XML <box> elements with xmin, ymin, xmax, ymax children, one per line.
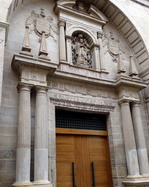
<box><xmin>26</xmin><ymin>8</ymin><xmax>58</xmax><ymax>40</ymax></box>
<box><xmin>100</xmin><ymin>25</ymin><xmax>138</xmax><ymax>79</ymax></box>
<box><xmin>103</xmin><ymin>32</ymin><xmax>125</xmax><ymax>63</ymax></box>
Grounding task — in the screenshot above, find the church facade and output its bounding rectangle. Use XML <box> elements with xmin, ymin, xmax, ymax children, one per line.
<box><xmin>0</xmin><ymin>0</ymin><xmax>149</xmax><ymax>187</ymax></box>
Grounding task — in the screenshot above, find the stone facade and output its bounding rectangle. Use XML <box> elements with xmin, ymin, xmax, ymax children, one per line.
<box><xmin>0</xmin><ymin>0</ymin><xmax>149</xmax><ymax>187</ymax></box>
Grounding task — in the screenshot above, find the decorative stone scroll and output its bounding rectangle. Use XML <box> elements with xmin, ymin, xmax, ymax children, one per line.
<box><xmin>71</xmin><ymin>33</ymin><xmax>92</xmax><ymax>68</ymax></box>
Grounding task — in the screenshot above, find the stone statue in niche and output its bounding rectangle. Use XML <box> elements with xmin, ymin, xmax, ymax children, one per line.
<box><xmin>26</xmin><ymin>8</ymin><xmax>58</xmax><ymax>41</ymax></box>
<box><xmin>72</xmin><ymin>34</ymin><xmax>92</xmax><ymax>68</ymax></box>
<box><xmin>103</xmin><ymin>32</ymin><xmax>125</xmax><ymax>63</ymax></box>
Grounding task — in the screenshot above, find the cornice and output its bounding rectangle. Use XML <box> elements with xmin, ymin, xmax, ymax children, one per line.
<box><xmin>11</xmin><ymin>54</ymin><xmax>57</xmax><ymax>75</ymax></box>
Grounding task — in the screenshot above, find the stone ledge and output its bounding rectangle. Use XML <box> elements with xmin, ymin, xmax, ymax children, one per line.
<box><xmin>13</xmin><ymin>182</ymin><xmax>53</xmax><ymax>187</ymax></box>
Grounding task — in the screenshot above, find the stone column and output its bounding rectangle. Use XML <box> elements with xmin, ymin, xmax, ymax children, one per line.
<box><xmin>92</xmin><ymin>45</ymin><xmax>100</xmax><ymax>70</ymax></box>
<box><xmin>132</xmin><ymin>102</ymin><xmax>149</xmax><ymax>176</ymax></box>
<box><xmin>13</xmin><ymin>84</ymin><xmax>32</xmax><ymax>186</ymax></box>
<box><xmin>34</xmin><ymin>86</ymin><xmax>51</xmax><ymax>185</ymax></box>
<box><xmin>59</xmin><ymin>21</ymin><xmax>66</xmax><ymax>62</ymax></box>
<box><xmin>120</xmin><ymin>101</ymin><xmax>140</xmax><ymax>177</ymax></box>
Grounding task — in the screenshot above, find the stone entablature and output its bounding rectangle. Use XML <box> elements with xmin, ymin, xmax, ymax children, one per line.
<box><xmin>12</xmin><ymin>54</ymin><xmax>57</xmax><ymax>86</ymax></box>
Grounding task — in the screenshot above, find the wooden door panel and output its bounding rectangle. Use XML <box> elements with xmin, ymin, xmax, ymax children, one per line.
<box><xmin>56</xmin><ymin>133</ymin><xmax>113</xmax><ymax>187</ymax></box>
<box><xmin>75</xmin><ymin>136</ymin><xmax>92</xmax><ymax>187</ymax></box>
<box><xmin>56</xmin><ymin>135</ymin><xmax>75</xmax><ymax>187</ymax></box>
<box><xmin>88</xmin><ymin>136</ymin><xmax>112</xmax><ymax>187</ymax></box>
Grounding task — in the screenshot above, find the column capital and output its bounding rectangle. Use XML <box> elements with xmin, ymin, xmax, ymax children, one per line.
<box><xmin>131</xmin><ymin>101</ymin><xmax>141</xmax><ymax>106</ymax></box>
<box><xmin>118</xmin><ymin>99</ymin><xmax>130</xmax><ymax>105</ymax></box>
<box><xmin>59</xmin><ymin>20</ymin><xmax>66</xmax><ymax>27</ymax></box>
<box><xmin>17</xmin><ymin>83</ymin><xmax>33</xmax><ymax>91</ymax></box>
<box><xmin>35</xmin><ymin>85</ymin><xmax>49</xmax><ymax>93</ymax></box>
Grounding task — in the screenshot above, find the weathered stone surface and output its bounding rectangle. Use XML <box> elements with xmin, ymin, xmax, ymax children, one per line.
<box><xmin>0</xmin><ymin>0</ymin><xmax>149</xmax><ymax>187</ymax></box>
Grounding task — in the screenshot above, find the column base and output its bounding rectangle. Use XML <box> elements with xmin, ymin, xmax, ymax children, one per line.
<box><xmin>13</xmin><ymin>181</ymin><xmax>33</xmax><ymax>187</ymax></box>
<box><xmin>142</xmin><ymin>174</ymin><xmax>149</xmax><ymax>178</ymax></box>
<box><xmin>32</xmin><ymin>181</ymin><xmax>52</xmax><ymax>187</ymax></box>
<box><xmin>123</xmin><ymin>176</ymin><xmax>149</xmax><ymax>186</ymax></box>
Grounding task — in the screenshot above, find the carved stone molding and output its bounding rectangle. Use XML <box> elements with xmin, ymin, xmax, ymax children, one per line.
<box><xmin>48</xmin><ymin>92</ymin><xmax>115</xmax><ymax>113</ymax></box>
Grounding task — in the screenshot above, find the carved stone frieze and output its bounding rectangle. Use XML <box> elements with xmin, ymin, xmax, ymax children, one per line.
<box><xmin>58</xmin><ymin>62</ymin><xmax>101</xmax><ymax>79</ymax></box>
<box><xmin>48</xmin><ymin>92</ymin><xmax>115</xmax><ymax>113</ymax></box>
<box><xmin>72</xmin><ymin>33</ymin><xmax>92</xmax><ymax>68</ymax></box>
<box><xmin>21</xmin><ymin>65</ymin><xmax>48</xmax><ymax>86</ymax></box>
<box><xmin>48</xmin><ymin>78</ymin><xmax>117</xmax><ymax>99</ymax></box>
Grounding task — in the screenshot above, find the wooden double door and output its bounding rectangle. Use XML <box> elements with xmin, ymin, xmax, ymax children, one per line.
<box><xmin>56</xmin><ymin>129</ymin><xmax>113</xmax><ymax>187</ymax></box>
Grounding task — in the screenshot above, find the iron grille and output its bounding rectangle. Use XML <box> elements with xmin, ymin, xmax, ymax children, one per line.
<box><xmin>56</xmin><ymin>110</ymin><xmax>107</xmax><ymax>131</ymax></box>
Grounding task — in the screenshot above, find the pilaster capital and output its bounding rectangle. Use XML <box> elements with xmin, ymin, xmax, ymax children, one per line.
<box><xmin>59</xmin><ymin>20</ymin><xmax>66</xmax><ymax>27</ymax></box>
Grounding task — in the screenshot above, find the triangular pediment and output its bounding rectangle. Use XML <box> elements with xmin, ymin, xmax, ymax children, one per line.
<box><xmin>56</xmin><ymin>0</ymin><xmax>108</xmax><ymax>23</ymax></box>
<box><xmin>87</xmin><ymin>5</ymin><xmax>108</xmax><ymax>22</ymax></box>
